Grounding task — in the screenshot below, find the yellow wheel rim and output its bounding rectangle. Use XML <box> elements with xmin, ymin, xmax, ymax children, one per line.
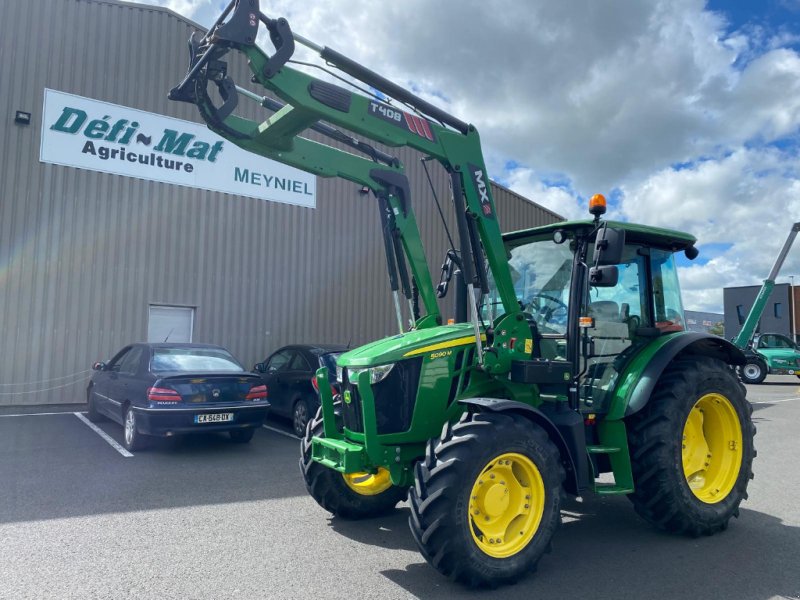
<box><xmin>468</xmin><ymin>452</ymin><xmax>545</xmax><ymax>558</ymax></box>
<box><xmin>342</xmin><ymin>468</ymin><xmax>393</xmax><ymax>496</ymax></box>
<box><xmin>682</xmin><ymin>393</ymin><xmax>743</xmax><ymax>504</ymax></box>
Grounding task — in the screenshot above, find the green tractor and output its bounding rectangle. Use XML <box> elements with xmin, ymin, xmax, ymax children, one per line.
<box><xmin>171</xmin><ymin>1</ymin><xmax>756</xmax><ymax>587</ymax></box>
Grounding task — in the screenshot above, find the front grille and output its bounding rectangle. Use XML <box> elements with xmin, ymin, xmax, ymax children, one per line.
<box><xmin>340</xmin><ymin>358</ymin><xmax>424</xmax><ymax>435</ymax></box>
<box><xmin>341</xmin><ymin>369</ymin><xmax>364</xmax><ymax>433</ymax></box>
<box><xmin>374</xmin><ymin>357</ymin><xmax>423</xmax><ymax>435</ymax></box>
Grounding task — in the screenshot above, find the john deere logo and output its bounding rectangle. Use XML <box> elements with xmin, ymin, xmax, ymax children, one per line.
<box><xmin>343</xmin><ymin>390</ymin><xmax>352</xmax><ymax>405</ymax></box>
<box><xmin>49</xmin><ymin>105</ymin><xmax>224</xmax><ymax>174</ymax></box>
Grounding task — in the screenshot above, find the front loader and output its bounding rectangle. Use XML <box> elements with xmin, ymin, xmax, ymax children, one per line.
<box><xmin>170</xmin><ymin>0</ymin><xmax>756</xmax><ymax>587</ymax></box>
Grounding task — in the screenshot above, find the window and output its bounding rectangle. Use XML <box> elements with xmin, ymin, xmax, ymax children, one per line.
<box><xmin>109</xmin><ymin>347</ymin><xmax>131</xmax><ymax>373</ymax></box>
<box><xmin>759</xmin><ymin>335</ymin><xmax>793</xmax><ymax>349</ymax></box>
<box><xmin>289</xmin><ymin>353</ymin><xmax>312</xmax><ymax>371</ymax></box>
<box><xmin>651</xmin><ymin>249</ymin><xmax>685</xmax><ymax>332</ymax></box>
<box><xmin>736</xmin><ymin>305</ymin><xmax>746</xmax><ymax>326</ymax></box>
<box><xmin>484</xmin><ymin>236</ymin><xmax>573</xmax><ymax>334</ymax></box>
<box><xmin>148</xmin><ymin>305</ymin><xmax>194</xmax><ymax>343</ymax></box>
<box><xmin>118</xmin><ymin>346</ymin><xmax>143</xmax><ymax>375</ymax></box>
<box><xmin>775</xmin><ymin>302</ymin><xmax>783</xmax><ymax>319</ymax></box>
<box><xmin>266</xmin><ymin>350</ymin><xmax>293</xmax><ymax>372</ymax></box>
<box><xmin>150</xmin><ymin>348</ymin><xmax>243</xmax><ymax>373</ymax></box>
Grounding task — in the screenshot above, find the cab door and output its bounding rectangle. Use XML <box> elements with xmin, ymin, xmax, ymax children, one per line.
<box><xmin>579</xmin><ymin>246</ymin><xmax>649</xmax><ymax>412</ymax></box>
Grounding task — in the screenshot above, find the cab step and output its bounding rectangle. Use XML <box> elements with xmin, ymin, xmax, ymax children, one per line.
<box><xmin>586</xmin><ymin>445</ymin><xmax>621</xmax><ymax>454</ymax></box>
<box><xmin>595</xmin><ymin>483</ymin><xmax>634</xmax><ymax>495</ymax></box>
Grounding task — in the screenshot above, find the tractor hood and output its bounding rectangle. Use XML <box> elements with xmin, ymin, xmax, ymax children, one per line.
<box><xmin>337</xmin><ymin>323</ymin><xmax>483</xmax><ymax>368</ymax></box>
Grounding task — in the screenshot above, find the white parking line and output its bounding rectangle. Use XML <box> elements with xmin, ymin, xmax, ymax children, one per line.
<box><xmin>0</xmin><ymin>411</ymin><xmax>79</xmax><ymax>418</ymax></box>
<box><xmin>751</xmin><ymin>397</ymin><xmax>800</xmax><ymax>405</ymax></box>
<box><xmin>262</xmin><ymin>424</ymin><xmax>300</xmax><ymax>440</ymax></box>
<box><xmin>74</xmin><ymin>412</ymin><xmax>133</xmax><ymax>457</ymax></box>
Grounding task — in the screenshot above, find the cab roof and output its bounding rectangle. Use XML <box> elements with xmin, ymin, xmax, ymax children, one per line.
<box><xmin>503</xmin><ymin>220</ymin><xmax>697</xmax><ymax>252</ymax></box>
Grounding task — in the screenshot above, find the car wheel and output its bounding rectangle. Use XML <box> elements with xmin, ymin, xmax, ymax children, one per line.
<box><xmin>738</xmin><ymin>359</ymin><xmax>767</xmax><ymax>384</ymax></box>
<box><xmin>230</xmin><ymin>428</ymin><xmax>255</xmax><ymax>443</ymax></box>
<box><xmin>123</xmin><ymin>406</ymin><xmax>146</xmax><ymax>451</ymax></box>
<box><xmin>292</xmin><ymin>398</ymin><xmax>310</xmax><ymax>438</ymax></box>
<box><xmin>86</xmin><ymin>388</ymin><xmax>104</xmax><ymax>423</ymax></box>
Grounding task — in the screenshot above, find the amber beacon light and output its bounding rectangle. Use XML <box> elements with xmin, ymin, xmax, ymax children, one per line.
<box><xmin>589</xmin><ymin>193</ymin><xmax>607</xmax><ymax>217</ymax></box>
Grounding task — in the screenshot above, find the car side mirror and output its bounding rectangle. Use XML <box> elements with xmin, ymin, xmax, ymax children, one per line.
<box><xmin>92</xmin><ymin>361</ymin><xmax>106</xmax><ymax>371</ymax></box>
<box><xmin>594</xmin><ymin>227</ymin><xmax>625</xmax><ymax>266</ymax></box>
<box><xmin>589</xmin><ymin>266</ymin><xmax>619</xmax><ymax>287</ymax></box>
<box><xmin>254</xmin><ymin>362</ymin><xmax>266</xmax><ymax>373</ymax></box>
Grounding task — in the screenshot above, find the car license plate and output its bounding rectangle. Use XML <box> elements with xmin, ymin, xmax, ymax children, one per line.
<box><xmin>195</xmin><ymin>413</ymin><xmax>234</xmax><ymax>424</ymax></box>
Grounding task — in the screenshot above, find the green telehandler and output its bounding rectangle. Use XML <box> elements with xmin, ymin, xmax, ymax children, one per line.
<box><xmin>732</xmin><ymin>222</ymin><xmax>800</xmax><ymax>384</ymax></box>
<box><xmin>170</xmin><ymin>0</ymin><xmax>756</xmax><ymax>587</ymax></box>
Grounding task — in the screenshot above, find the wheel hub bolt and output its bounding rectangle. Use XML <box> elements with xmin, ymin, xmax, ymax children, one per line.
<box><xmin>490</xmin><ymin>474</ymin><xmax>495</xmax><ymax>479</ymax></box>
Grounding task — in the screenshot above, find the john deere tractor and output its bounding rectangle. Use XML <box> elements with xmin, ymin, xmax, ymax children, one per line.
<box><xmin>171</xmin><ymin>0</ymin><xmax>756</xmax><ymax>587</ymax></box>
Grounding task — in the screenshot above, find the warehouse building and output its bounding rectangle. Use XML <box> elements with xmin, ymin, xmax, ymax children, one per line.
<box><xmin>0</xmin><ymin>0</ymin><xmax>562</xmax><ymax>406</ymax></box>
<box><xmin>723</xmin><ymin>283</ymin><xmax>799</xmax><ymax>342</ymax></box>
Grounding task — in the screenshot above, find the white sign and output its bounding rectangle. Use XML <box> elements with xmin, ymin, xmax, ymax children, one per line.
<box><xmin>40</xmin><ymin>89</ymin><xmax>316</xmax><ymax>208</ymax></box>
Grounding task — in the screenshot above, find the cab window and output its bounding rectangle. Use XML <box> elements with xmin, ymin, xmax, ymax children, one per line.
<box><xmin>651</xmin><ymin>249</ymin><xmax>685</xmax><ymax>332</ymax></box>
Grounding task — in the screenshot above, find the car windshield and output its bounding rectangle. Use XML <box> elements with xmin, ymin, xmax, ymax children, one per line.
<box><xmin>151</xmin><ymin>348</ymin><xmax>244</xmax><ymax>373</ymax></box>
<box><xmin>482</xmin><ymin>236</ymin><xmax>574</xmax><ymax>335</ymax></box>
<box><xmin>320</xmin><ymin>352</ymin><xmax>341</xmax><ymax>372</ymax></box>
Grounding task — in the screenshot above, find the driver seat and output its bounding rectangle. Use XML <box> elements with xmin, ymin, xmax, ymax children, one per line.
<box><xmin>589</xmin><ymin>300</ymin><xmax>620</xmax><ymax>322</ymax></box>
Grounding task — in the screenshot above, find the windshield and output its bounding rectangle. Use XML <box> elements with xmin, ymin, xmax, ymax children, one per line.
<box><xmin>320</xmin><ymin>352</ymin><xmax>341</xmax><ymax>372</ymax></box>
<box><xmin>151</xmin><ymin>348</ymin><xmax>244</xmax><ymax>373</ymax></box>
<box><xmin>483</xmin><ymin>236</ymin><xmax>574</xmax><ymax>334</ymax></box>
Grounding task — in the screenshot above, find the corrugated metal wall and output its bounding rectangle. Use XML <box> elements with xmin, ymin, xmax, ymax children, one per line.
<box><xmin>0</xmin><ymin>0</ymin><xmax>562</xmax><ymax>406</ymax></box>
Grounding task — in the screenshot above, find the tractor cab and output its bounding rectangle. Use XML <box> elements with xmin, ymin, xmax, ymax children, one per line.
<box><xmin>488</xmin><ymin>216</ymin><xmax>698</xmax><ymax>414</ymax></box>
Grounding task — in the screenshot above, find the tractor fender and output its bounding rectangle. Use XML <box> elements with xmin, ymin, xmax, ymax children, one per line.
<box><xmin>458</xmin><ymin>397</ymin><xmax>587</xmax><ymax>496</ymax></box>
<box><xmin>623</xmin><ymin>332</ymin><xmax>746</xmax><ymax>418</ymax></box>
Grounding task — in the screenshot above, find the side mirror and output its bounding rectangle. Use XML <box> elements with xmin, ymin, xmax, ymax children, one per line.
<box><xmin>590</xmin><ymin>266</ymin><xmax>619</xmax><ymax>287</ymax></box>
<box><xmin>254</xmin><ymin>362</ymin><xmax>266</xmax><ymax>373</ymax></box>
<box><xmin>92</xmin><ymin>361</ymin><xmax>106</xmax><ymax>371</ymax></box>
<box><xmin>594</xmin><ymin>227</ymin><xmax>625</xmax><ymax>266</ymax></box>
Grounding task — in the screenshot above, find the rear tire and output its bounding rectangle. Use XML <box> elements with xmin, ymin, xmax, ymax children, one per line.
<box><xmin>409</xmin><ymin>411</ymin><xmax>563</xmax><ymax>587</ymax></box>
<box><xmin>86</xmin><ymin>388</ymin><xmax>104</xmax><ymax>423</ymax></box>
<box><xmin>229</xmin><ymin>428</ymin><xmax>255</xmax><ymax>443</ymax></box>
<box><xmin>299</xmin><ymin>407</ymin><xmax>407</xmax><ymax>519</ymax></box>
<box><xmin>292</xmin><ymin>398</ymin><xmax>310</xmax><ymax>438</ymax></box>
<box><xmin>123</xmin><ymin>406</ymin><xmax>146</xmax><ymax>452</ymax></box>
<box><xmin>739</xmin><ymin>358</ymin><xmax>767</xmax><ymax>384</ymax></box>
<box><xmin>627</xmin><ymin>356</ymin><xmax>755</xmax><ymax>536</ymax></box>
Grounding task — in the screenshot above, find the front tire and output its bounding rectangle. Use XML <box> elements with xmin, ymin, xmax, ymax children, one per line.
<box><xmin>627</xmin><ymin>356</ymin><xmax>755</xmax><ymax>536</ymax></box>
<box><xmin>409</xmin><ymin>411</ymin><xmax>563</xmax><ymax>587</ymax></box>
<box><xmin>739</xmin><ymin>358</ymin><xmax>767</xmax><ymax>384</ymax></box>
<box><xmin>299</xmin><ymin>407</ymin><xmax>407</xmax><ymax>519</ymax></box>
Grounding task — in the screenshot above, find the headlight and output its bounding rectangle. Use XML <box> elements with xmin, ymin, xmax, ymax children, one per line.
<box><xmin>368</xmin><ymin>363</ymin><xmax>395</xmax><ymax>384</ymax></box>
<box><xmin>347</xmin><ymin>363</ymin><xmax>395</xmax><ymax>385</ymax></box>
<box><xmin>336</xmin><ymin>365</ymin><xmax>343</xmax><ymax>383</ymax></box>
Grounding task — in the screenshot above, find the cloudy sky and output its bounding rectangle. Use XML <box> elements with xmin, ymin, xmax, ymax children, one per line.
<box><xmin>145</xmin><ymin>0</ymin><xmax>800</xmax><ymax>312</ymax></box>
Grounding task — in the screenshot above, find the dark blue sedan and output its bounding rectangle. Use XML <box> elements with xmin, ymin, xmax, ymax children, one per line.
<box><xmin>87</xmin><ymin>343</ymin><xmax>270</xmax><ymax>451</ymax></box>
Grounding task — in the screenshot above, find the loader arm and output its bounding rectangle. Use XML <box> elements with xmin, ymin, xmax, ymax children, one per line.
<box><xmin>169</xmin><ymin>0</ymin><xmax>527</xmax><ymax>370</ymax></box>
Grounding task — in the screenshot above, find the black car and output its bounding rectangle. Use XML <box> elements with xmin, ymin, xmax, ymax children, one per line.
<box><xmin>254</xmin><ymin>344</ymin><xmax>346</xmax><ymax>436</ymax></box>
<box><xmin>87</xmin><ymin>343</ymin><xmax>270</xmax><ymax>450</ymax></box>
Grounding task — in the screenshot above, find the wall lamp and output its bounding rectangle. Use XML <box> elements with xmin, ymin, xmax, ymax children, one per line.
<box><xmin>14</xmin><ymin>111</ymin><xmax>31</xmax><ymax>125</ymax></box>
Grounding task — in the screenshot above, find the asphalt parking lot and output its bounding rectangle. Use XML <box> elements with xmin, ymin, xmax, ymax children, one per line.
<box><xmin>1</xmin><ymin>378</ymin><xmax>799</xmax><ymax>600</ymax></box>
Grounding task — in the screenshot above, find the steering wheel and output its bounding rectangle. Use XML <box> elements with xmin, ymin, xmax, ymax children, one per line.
<box><xmin>526</xmin><ymin>293</ymin><xmax>568</xmax><ymax>323</ymax></box>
